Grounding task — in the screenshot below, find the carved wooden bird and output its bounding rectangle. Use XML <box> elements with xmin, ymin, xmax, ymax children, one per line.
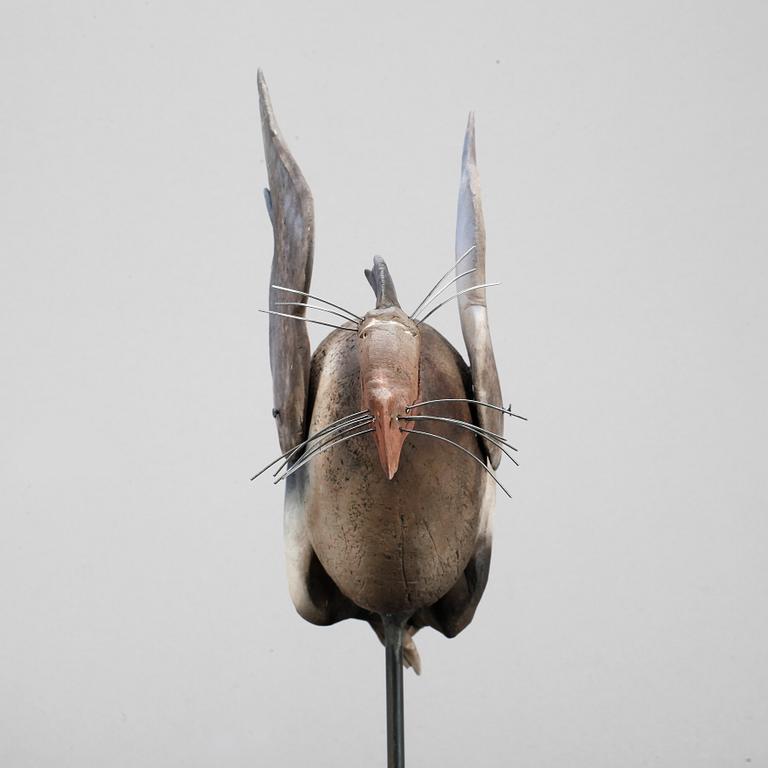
<box><xmin>254</xmin><ymin>71</ymin><xmax>520</xmax><ymax>766</ymax></box>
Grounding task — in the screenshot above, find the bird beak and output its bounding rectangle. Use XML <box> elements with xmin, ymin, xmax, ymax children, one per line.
<box><xmin>357</xmin><ymin>306</ymin><xmax>421</xmax><ymax>480</ymax></box>
<box><xmin>370</xmin><ymin>397</ymin><xmax>407</xmax><ymax>480</ymax></box>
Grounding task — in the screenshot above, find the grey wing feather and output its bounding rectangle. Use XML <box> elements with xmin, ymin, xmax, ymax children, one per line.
<box><xmin>455</xmin><ymin>113</ymin><xmax>504</xmax><ymax>468</ymax></box>
<box><xmin>258</xmin><ymin>70</ymin><xmax>314</xmax><ymax>452</ymax></box>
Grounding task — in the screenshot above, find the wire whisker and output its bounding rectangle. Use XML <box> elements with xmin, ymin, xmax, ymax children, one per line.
<box><xmin>271</xmin><ymin>414</ymin><xmax>374</xmax><ymax>477</ymax></box>
<box><xmin>399</xmin><ymin>414</ymin><xmax>517</xmax><ymax>451</ymax></box>
<box><xmin>271</xmin><ymin>285</ymin><xmax>363</xmax><ymax>322</ymax></box>
<box><xmin>259</xmin><ymin>309</ymin><xmax>356</xmax><ymax>332</ymax></box>
<box><xmin>478</xmin><ymin>431</ymin><xmax>520</xmax><ymax>467</ymax></box>
<box><xmin>276</xmin><ymin>427</ymin><xmax>375</xmax><ymax>483</ymax></box>
<box><xmin>275</xmin><ymin>301</ymin><xmax>361</xmax><ymax>325</ymax></box>
<box><xmin>400</xmin><ymin>414</ymin><xmax>518</xmax><ymax>465</ymax></box>
<box><xmin>406</xmin><ymin>398</ymin><xmax>527</xmax><ymax>421</ymax></box>
<box><xmin>411</xmin><ymin>268</ymin><xmax>477</xmax><ymax>320</ymax></box>
<box><xmin>416</xmin><ymin>282</ymin><xmax>501</xmax><ymax>325</ymax></box>
<box><xmin>250</xmin><ymin>410</ymin><xmax>370</xmax><ymax>480</ymax></box>
<box><xmin>400</xmin><ymin>427</ymin><xmax>512</xmax><ymax>498</ymax></box>
<box><xmin>410</xmin><ymin>245</ymin><xmax>477</xmax><ymax>318</ymax></box>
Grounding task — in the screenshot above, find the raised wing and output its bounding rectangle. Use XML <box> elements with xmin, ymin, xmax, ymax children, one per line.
<box><xmin>455</xmin><ymin>113</ymin><xmax>504</xmax><ymax>468</ymax></box>
<box><xmin>258</xmin><ymin>70</ymin><xmax>314</xmax><ymax>453</ymax></box>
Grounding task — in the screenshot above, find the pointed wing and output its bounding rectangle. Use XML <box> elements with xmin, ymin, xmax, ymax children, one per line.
<box><xmin>455</xmin><ymin>113</ymin><xmax>504</xmax><ymax>468</ymax></box>
<box><xmin>258</xmin><ymin>71</ymin><xmax>314</xmax><ymax>453</ymax></box>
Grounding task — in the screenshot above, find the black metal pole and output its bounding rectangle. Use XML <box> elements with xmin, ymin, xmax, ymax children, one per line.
<box><xmin>383</xmin><ymin>614</ymin><xmax>405</xmax><ymax>768</ymax></box>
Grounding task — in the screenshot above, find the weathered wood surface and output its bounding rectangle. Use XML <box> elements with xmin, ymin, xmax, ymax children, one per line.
<box><xmin>258</xmin><ymin>71</ymin><xmax>504</xmax><ymax>667</ymax></box>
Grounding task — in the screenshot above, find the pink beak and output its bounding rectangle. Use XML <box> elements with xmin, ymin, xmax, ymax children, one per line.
<box><xmin>370</xmin><ymin>394</ymin><xmax>408</xmax><ymax>480</ymax></box>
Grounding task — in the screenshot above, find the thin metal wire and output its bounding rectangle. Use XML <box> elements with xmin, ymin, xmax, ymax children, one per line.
<box><xmin>276</xmin><ymin>419</ymin><xmax>373</xmax><ymax>480</ymax></box>
<box><xmin>401</xmin><ymin>414</ymin><xmax>518</xmax><ymax>465</ymax></box>
<box><xmin>274</xmin><ymin>301</ymin><xmax>360</xmax><ymax>325</ymax></box>
<box><xmin>409</xmin><ymin>244</ymin><xmax>476</xmax><ymax>319</ymax></box>
<box><xmin>258</xmin><ymin>309</ymin><xmax>356</xmax><ymax>332</ymax></box>
<box><xmin>411</xmin><ymin>268</ymin><xmax>477</xmax><ymax>320</ymax></box>
<box><xmin>399</xmin><ymin>427</ymin><xmax>512</xmax><ymax>498</ymax></box>
<box><xmin>271</xmin><ymin>285</ymin><xmax>363</xmax><ymax>322</ymax></box>
<box><xmin>406</xmin><ymin>398</ymin><xmax>527</xmax><ymax>421</ymax></box>
<box><xmin>250</xmin><ymin>410</ymin><xmax>369</xmax><ymax>480</ymax></box>
<box><xmin>477</xmin><ymin>430</ymin><xmax>520</xmax><ymax>467</ymax></box>
<box><xmin>275</xmin><ymin>427</ymin><xmax>375</xmax><ymax>483</ymax></box>
<box><xmin>415</xmin><ymin>282</ymin><xmax>501</xmax><ymax>325</ymax></box>
<box><xmin>271</xmin><ymin>414</ymin><xmax>374</xmax><ymax>477</ymax></box>
<box><xmin>400</xmin><ymin>414</ymin><xmax>518</xmax><ymax>452</ymax></box>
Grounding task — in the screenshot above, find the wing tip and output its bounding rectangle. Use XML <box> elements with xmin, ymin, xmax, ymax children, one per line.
<box><xmin>257</xmin><ymin>68</ymin><xmax>268</xmax><ymax>104</ymax></box>
<box><xmin>257</xmin><ymin>69</ymin><xmax>278</xmax><ymax>139</ymax></box>
<box><xmin>462</xmin><ymin>111</ymin><xmax>477</xmax><ymax>167</ymax></box>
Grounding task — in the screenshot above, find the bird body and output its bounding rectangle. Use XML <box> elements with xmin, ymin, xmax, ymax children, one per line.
<box><xmin>256</xmin><ymin>71</ymin><xmax>514</xmax><ymax>680</ymax></box>
<box><xmin>302</xmin><ymin>322</ymin><xmax>491</xmax><ymax>616</ymax></box>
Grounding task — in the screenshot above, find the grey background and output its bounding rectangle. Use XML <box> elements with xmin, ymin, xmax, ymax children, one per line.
<box><xmin>1</xmin><ymin>1</ymin><xmax>767</xmax><ymax>766</ymax></box>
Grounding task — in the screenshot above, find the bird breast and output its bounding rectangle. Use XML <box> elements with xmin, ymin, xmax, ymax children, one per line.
<box><xmin>302</xmin><ymin>324</ymin><xmax>489</xmax><ymax>615</ymax></box>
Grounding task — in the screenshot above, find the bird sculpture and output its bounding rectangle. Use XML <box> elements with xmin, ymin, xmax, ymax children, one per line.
<box><xmin>253</xmin><ymin>71</ymin><xmax>522</xmax><ymax>767</ymax></box>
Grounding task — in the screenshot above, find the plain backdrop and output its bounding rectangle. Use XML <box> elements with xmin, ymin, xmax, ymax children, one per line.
<box><xmin>2</xmin><ymin>1</ymin><xmax>767</xmax><ymax>766</ymax></box>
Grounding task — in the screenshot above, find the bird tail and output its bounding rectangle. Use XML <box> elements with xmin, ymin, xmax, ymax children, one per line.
<box><xmin>370</xmin><ymin>619</ymin><xmax>422</xmax><ymax>675</ymax></box>
<box><xmin>402</xmin><ymin>627</ymin><xmax>422</xmax><ymax>675</ymax></box>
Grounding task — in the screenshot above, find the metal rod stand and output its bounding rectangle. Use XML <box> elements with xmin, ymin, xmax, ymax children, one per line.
<box><xmin>383</xmin><ymin>614</ymin><xmax>406</xmax><ymax>768</ymax></box>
